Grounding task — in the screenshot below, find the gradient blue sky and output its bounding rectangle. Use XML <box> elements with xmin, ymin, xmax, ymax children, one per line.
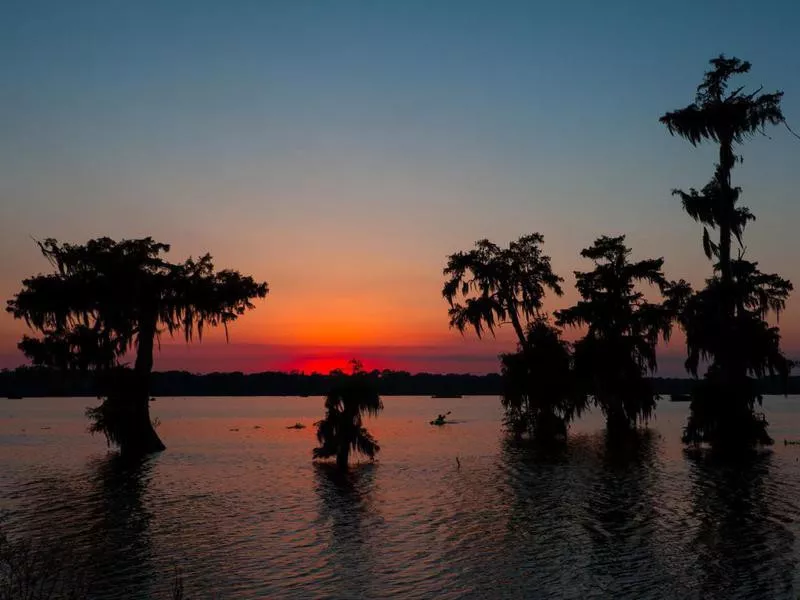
<box><xmin>1</xmin><ymin>0</ymin><xmax>799</xmax><ymax>374</ymax></box>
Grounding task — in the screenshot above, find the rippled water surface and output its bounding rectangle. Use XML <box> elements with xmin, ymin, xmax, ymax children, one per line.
<box><xmin>2</xmin><ymin>395</ymin><xmax>800</xmax><ymax>599</ymax></box>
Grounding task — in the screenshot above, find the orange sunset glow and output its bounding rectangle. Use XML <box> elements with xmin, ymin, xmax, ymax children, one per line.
<box><xmin>1</xmin><ymin>2</ymin><xmax>799</xmax><ymax>379</ymax></box>
<box><xmin>4</xmin><ymin>4</ymin><xmax>800</xmax><ymax>600</ymax></box>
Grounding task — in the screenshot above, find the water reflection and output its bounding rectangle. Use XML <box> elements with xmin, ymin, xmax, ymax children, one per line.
<box><xmin>498</xmin><ymin>432</ymin><xmax>680</xmax><ymax>599</ymax></box>
<box><xmin>687</xmin><ymin>450</ymin><xmax>795</xmax><ymax>600</ymax></box>
<box><xmin>4</xmin><ymin>454</ymin><xmax>160</xmax><ymax>599</ymax></box>
<box><xmin>497</xmin><ymin>437</ymin><xmax>585</xmax><ymax>598</ymax></box>
<box><xmin>313</xmin><ymin>463</ymin><xmax>380</xmax><ymax>599</ymax></box>
<box><xmin>85</xmin><ymin>454</ymin><xmax>157</xmax><ymax>599</ymax></box>
<box><xmin>2</xmin><ymin>396</ymin><xmax>800</xmax><ymax>599</ymax></box>
<box><xmin>580</xmin><ymin>431</ymin><xmax>671</xmax><ymax>599</ymax></box>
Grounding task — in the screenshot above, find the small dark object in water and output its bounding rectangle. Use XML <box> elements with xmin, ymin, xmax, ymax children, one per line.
<box><xmin>253</xmin><ymin>425</ymin><xmax>262</xmax><ymax>430</ymax></box>
<box><xmin>40</xmin><ymin>426</ymin><xmax>51</xmax><ymax>430</ymax></box>
<box><xmin>287</xmin><ymin>423</ymin><xmax>306</xmax><ymax>430</ymax></box>
<box><xmin>670</xmin><ymin>393</ymin><xmax>691</xmax><ymax>402</ymax></box>
<box><xmin>431</xmin><ymin>394</ymin><xmax>462</xmax><ymax>399</ymax></box>
<box><xmin>431</xmin><ymin>411</ymin><xmax>451</xmax><ymax>426</ymax></box>
<box><xmin>229</xmin><ymin>428</ymin><xmax>239</xmax><ymax>432</ymax></box>
<box><xmin>5</xmin><ymin>395</ymin><xmax>23</xmax><ymax>399</ymax></box>
<box><xmin>783</xmin><ymin>439</ymin><xmax>800</xmax><ymax>446</ymax></box>
<box><xmin>149</xmin><ymin>397</ymin><xmax>156</xmax><ymax>402</ymax></box>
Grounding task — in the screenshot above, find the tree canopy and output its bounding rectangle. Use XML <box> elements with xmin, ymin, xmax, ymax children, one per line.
<box><xmin>313</xmin><ymin>361</ymin><xmax>383</xmax><ymax>470</ymax></box>
<box><xmin>442</xmin><ymin>234</ymin><xmax>563</xmax><ymax>350</ymax></box>
<box><xmin>7</xmin><ymin>237</ymin><xmax>268</xmax><ymax>454</ymax></box>
<box><xmin>7</xmin><ymin>237</ymin><xmax>268</xmax><ymax>370</ymax></box>
<box><xmin>661</xmin><ymin>55</ymin><xmax>793</xmax><ymax>449</ymax></box>
<box><xmin>556</xmin><ymin>236</ymin><xmax>680</xmax><ymax>434</ymax></box>
<box><xmin>500</xmin><ymin>317</ymin><xmax>584</xmax><ymax>442</ymax></box>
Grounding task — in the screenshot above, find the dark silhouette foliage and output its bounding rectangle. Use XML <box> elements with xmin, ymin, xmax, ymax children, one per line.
<box><xmin>443</xmin><ymin>234</ymin><xmax>581</xmax><ymax>441</ymax></box>
<box><xmin>500</xmin><ymin>318</ymin><xmax>585</xmax><ymax>442</ymax></box>
<box><xmin>660</xmin><ymin>54</ymin><xmax>784</xmax><ymax>289</ymax></box>
<box><xmin>442</xmin><ymin>234</ymin><xmax>563</xmax><ymax>350</ymax></box>
<box><xmin>313</xmin><ymin>360</ymin><xmax>384</xmax><ymax>470</ymax></box>
<box><xmin>0</xmin><ymin>524</ymin><xmax>87</xmax><ymax>600</ymax></box>
<box><xmin>6</xmin><ymin>237</ymin><xmax>268</xmax><ymax>455</ymax></box>
<box><xmin>555</xmin><ymin>236</ymin><xmax>681</xmax><ymax>436</ymax></box>
<box><xmin>661</xmin><ymin>55</ymin><xmax>793</xmax><ymax>449</ymax></box>
<box><xmin>675</xmin><ymin>260</ymin><xmax>793</xmax><ymax>447</ymax></box>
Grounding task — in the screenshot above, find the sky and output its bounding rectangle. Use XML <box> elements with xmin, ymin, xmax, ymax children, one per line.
<box><xmin>1</xmin><ymin>0</ymin><xmax>799</xmax><ymax>375</ymax></box>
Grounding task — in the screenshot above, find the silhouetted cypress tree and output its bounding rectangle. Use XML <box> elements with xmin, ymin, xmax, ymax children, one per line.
<box><xmin>661</xmin><ymin>56</ymin><xmax>793</xmax><ymax>449</ymax></box>
<box><xmin>500</xmin><ymin>317</ymin><xmax>585</xmax><ymax>442</ymax></box>
<box><xmin>313</xmin><ymin>360</ymin><xmax>383</xmax><ymax>470</ymax></box>
<box><xmin>7</xmin><ymin>237</ymin><xmax>268</xmax><ymax>455</ymax></box>
<box><xmin>443</xmin><ymin>234</ymin><xmax>581</xmax><ymax>441</ymax></box>
<box><xmin>556</xmin><ymin>236</ymin><xmax>681</xmax><ymax>437</ymax></box>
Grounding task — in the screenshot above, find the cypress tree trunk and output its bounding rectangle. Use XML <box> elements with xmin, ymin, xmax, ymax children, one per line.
<box><xmin>606</xmin><ymin>408</ymin><xmax>633</xmax><ymax>438</ymax></box>
<box><xmin>506</xmin><ymin>305</ymin><xmax>529</xmax><ymax>353</ymax></box>
<box><xmin>504</xmin><ymin>300</ymin><xmax>537</xmax><ymax>437</ymax></box>
<box><xmin>124</xmin><ymin>312</ymin><xmax>165</xmax><ymax>455</ymax></box>
<box><xmin>715</xmin><ymin>134</ymin><xmax>751</xmax><ymax>444</ymax></box>
<box><xmin>336</xmin><ymin>446</ymin><xmax>350</xmax><ymax>471</ymax></box>
<box><xmin>717</xmin><ymin>136</ymin><xmax>735</xmax><ymax>296</ymax></box>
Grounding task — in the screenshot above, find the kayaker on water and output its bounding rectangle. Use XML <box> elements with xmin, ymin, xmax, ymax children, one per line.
<box><xmin>431</xmin><ymin>411</ymin><xmax>451</xmax><ymax>425</ymax></box>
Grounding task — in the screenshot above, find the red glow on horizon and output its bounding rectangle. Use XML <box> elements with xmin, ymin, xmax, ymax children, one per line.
<box><xmin>281</xmin><ymin>355</ymin><xmax>383</xmax><ymax>375</ymax></box>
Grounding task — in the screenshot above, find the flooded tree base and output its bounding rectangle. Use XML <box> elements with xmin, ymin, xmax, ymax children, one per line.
<box><xmin>86</xmin><ymin>383</ymin><xmax>166</xmax><ymax>456</ymax></box>
<box><xmin>682</xmin><ymin>379</ymin><xmax>774</xmax><ymax>450</ymax></box>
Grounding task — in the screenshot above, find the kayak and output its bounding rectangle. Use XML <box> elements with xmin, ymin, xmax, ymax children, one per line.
<box><xmin>430</xmin><ymin>419</ymin><xmax>447</xmax><ymax>426</ymax></box>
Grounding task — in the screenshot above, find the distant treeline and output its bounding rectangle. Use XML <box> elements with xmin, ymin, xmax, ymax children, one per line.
<box><xmin>0</xmin><ymin>366</ymin><xmax>796</xmax><ymax>399</ymax></box>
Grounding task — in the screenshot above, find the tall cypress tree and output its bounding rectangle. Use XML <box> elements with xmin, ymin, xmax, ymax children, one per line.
<box><xmin>660</xmin><ymin>56</ymin><xmax>793</xmax><ymax>449</ymax></box>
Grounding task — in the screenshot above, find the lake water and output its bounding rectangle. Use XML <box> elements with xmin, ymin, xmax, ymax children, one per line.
<box><xmin>2</xmin><ymin>395</ymin><xmax>800</xmax><ymax>599</ymax></box>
